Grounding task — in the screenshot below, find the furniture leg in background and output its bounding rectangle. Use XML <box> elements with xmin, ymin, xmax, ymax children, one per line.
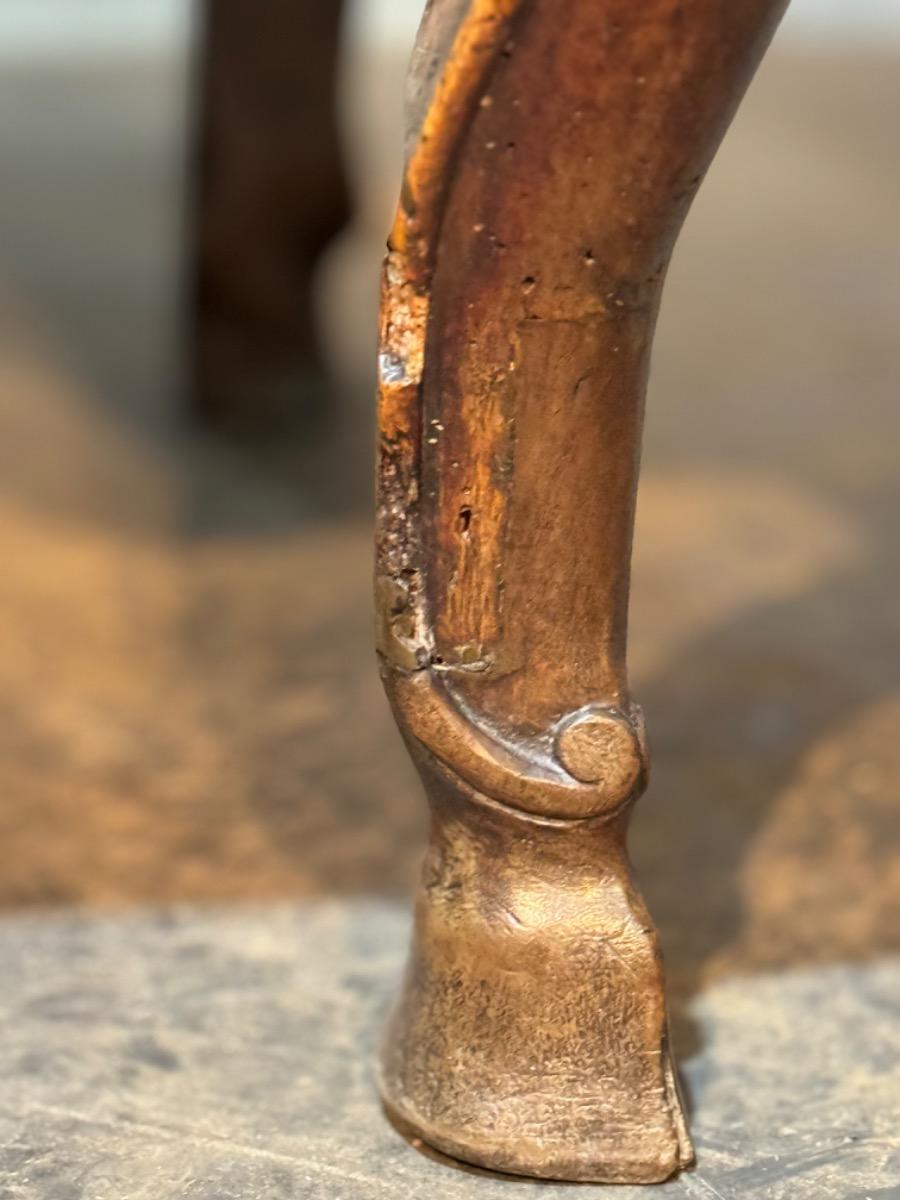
<box><xmin>376</xmin><ymin>0</ymin><xmax>788</xmax><ymax>1183</ymax></box>
<box><xmin>188</xmin><ymin>0</ymin><xmax>348</xmax><ymax>437</ymax></box>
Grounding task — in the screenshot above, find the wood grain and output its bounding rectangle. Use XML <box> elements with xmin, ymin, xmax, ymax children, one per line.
<box><xmin>377</xmin><ymin>0</ymin><xmax>789</xmax><ymax>1181</ymax></box>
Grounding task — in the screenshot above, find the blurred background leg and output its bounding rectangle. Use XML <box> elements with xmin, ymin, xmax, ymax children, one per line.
<box><xmin>189</xmin><ymin>0</ymin><xmax>348</xmax><ymax>438</ymax></box>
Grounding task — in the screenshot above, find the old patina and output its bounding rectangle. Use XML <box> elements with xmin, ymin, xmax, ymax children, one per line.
<box><xmin>376</xmin><ymin>0</ymin><xmax>788</xmax><ymax>1181</ymax></box>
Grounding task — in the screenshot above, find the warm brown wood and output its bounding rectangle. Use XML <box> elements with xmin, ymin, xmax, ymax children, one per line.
<box><xmin>376</xmin><ymin>0</ymin><xmax>788</xmax><ymax>1183</ymax></box>
<box><xmin>188</xmin><ymin>0</ymin><xmax>348</xmax><ymax>434</ymax></box>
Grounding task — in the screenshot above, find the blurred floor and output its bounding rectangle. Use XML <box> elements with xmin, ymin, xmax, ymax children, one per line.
<box><xmin>0</xmin><ymin>41</ymin><xmax>897</xmax><ymax>1193</ymax></box>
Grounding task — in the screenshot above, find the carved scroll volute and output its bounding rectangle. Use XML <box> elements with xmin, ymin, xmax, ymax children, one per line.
<box><xmin>376</xmin><ymin>0</ymin><xmax>787</xmax><ymax>1182</ymax></box>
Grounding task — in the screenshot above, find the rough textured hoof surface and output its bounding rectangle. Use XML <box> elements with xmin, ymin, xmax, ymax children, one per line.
<box><xmin>380</xmin><ymin>1094</ymin><xmax>692</xmax><ymax>1185</ymax></box>
<box><xmin>378</xmin><ymin>776</ymin><xmax>694</xmax><ymax>1185</ymax></box>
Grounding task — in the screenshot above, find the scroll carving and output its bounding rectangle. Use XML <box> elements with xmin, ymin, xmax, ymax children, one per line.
<box><xmin>376</xmin><ymin>0</ymin><xmax>787</xmax><ymax>1181</ymax></box>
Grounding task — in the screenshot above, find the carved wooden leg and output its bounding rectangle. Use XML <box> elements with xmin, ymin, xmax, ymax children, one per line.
<box><xmin>376</xmin><ymin>0</ymin><xmax>787</xmax><ymax>1183</ymax></box>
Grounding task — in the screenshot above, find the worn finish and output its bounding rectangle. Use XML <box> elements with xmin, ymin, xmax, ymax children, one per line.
<box><xmin>377</xmin><ymin>0</ymin><xmax>788</xmax><ymax>1182</ymax></box>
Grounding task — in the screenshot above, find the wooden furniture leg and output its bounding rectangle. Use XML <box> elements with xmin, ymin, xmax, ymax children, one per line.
<box><xmin>376</xmin><ymin>0</ymin><xmax>788</xmax><ymax>1183</ymax></box>
<box><xmin>188</xmin><ymin>0</ymin><xmax>348</xmax><ymax>434</ymax></box>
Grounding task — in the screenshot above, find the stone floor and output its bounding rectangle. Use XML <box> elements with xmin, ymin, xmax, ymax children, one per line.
<box><xmin>0</xmin><ymin>42</ymin><xmax>897</xmax><ymax>1200</ymax></box>
<box><xmin>0</xmin><ymin>903</ymin><xmax>897</xmax><ymax>1199</ymax></box>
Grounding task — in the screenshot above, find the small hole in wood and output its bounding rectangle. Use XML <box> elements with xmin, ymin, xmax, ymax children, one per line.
<box><xmin>458</xmin><ymin>506</ymin><xmax>473</xmax><ymax>536</ymax></box>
